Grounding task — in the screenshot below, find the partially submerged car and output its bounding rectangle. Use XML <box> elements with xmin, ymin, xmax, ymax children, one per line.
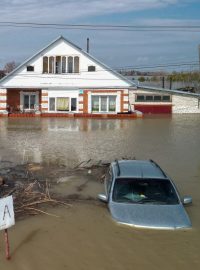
<box><xmin>98</xmin><ymin>160</ymin><xmax>192</xmax><ymax>230</ymax></box>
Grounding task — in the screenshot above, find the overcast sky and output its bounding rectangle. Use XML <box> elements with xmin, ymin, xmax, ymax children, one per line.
<box><xmin>0</xmin><ymin>0</ymin><xmax>200</xmax><ymax>71</ymax></box>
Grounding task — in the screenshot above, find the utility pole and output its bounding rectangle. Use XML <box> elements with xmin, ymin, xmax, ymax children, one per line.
<box><xmin>87</xmin><ymin>38</ymin><xmax>90</xmax><ymax>53</ymax></box>
<box><xmin>169</xmin><ymin>76</ymin><xmax>172</xmax><ymax>90</ymax></box>
<box><xmin>199</xmin><ymin>44</ymin><xmax>200</xmax><ymax>71</ymax></box>
<box><xmin>162</xmin><ymin>77</ymin><xmax>165</xmax><ymax>88</ymax></box>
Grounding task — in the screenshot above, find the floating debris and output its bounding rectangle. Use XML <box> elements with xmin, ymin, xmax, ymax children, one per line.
<box><xmin>0</xmin><ymin>158</ymin><xmax>135</xmax><ymax>219</ymax></box>
<box><xmin>1</xmin><ymin>179</ymin><xmax>71</xmax><ymax>219</ymax></box>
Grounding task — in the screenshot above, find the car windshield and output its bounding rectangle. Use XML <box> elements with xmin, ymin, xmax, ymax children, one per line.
<box><xmin>112</xmin><ymin>178</ymin><xmax>180</xmax><ymax>205</ymax></box>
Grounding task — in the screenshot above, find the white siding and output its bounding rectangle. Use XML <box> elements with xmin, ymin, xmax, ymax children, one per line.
<box><xmin>88</xmin><ymin>91</ymin><xmax>121</xmax><ymax>113</ymax></box>
<box><xmin>0</xmin><ymin>39</ymin><xmax>131</xmax><ymax>89</ymax></box>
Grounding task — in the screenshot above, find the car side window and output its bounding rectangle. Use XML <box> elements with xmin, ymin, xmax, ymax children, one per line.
<box><xmin>105</xmin><ymin>167</ymin><xmax>113</xmax><ymax>196</ymax></box>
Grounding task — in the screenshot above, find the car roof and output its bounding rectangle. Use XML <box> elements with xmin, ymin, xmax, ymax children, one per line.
<box><xmin>112</xmin><ymin>160</ymin><xmax>168</xmax><ymax>179</ymax></box>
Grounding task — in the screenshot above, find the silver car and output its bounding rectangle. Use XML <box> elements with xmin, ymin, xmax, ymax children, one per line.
<box><xmin>98</xmin><ymin>160</ymin><xmax>192</xmax><ymax>230</ymax></box>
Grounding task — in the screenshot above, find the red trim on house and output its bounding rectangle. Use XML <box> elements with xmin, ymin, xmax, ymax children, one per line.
<box><xmin>120</xmin><ymin>91</ymin><xmax>124</xmax><ymax>112</ymax></box>
<box><xmin>6</xmin><ymin>89</ymin><xmax>42</xmax><ymax>113</ymax></box>
<box><xmin>134</xmin><ymin>105</ymin><xmax>172</xmax><ymax>114</ymax></box>
<box><xmin>7</xmin><ymin>113</ymin><xmax>40</xmax><ymax>117</ymax></box>
<box><xmin>82</xmin><ymin>89</ymin><xmax>128</xmax><ymax>113</ymax></box>
<box><xmin>83</xmin><ymin>90</ymin><xmax>89</xmax><ymax>113</ymax></box>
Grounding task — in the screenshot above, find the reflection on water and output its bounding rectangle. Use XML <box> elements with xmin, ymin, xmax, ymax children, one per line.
<box><xmin>0</xmin><ymin>118</ymin><xmax>130</xmax><ymax>166</ymax></box>
<box><xmin>0</xmin><ymin>116</ymin><xmax>200</xmax><ymax>170</ymax></box>
<box><xmin>46</xmin><ymin>118</ymin><xmax>128</xmax><ymax>132</ymax></box>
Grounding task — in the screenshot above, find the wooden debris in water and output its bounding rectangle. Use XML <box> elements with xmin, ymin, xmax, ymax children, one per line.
<box><xmin>1</xmin><ymin>180</ymin><xmax>71</xmax><ymax>219</ymax></box>
<box><xmin>0</xmin><ymin>158</ymin><xmax>137</xmax><ymax>219</ymax></box>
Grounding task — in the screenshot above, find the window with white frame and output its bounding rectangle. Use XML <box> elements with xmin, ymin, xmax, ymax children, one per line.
<box><xmin>62</xmin><ymin>57</ymin><xmax>66</xmax><ymax>73</ymax></box>
<box><xmin>55</xmin><ymin>56</ymin><xmax>61</xmax><ymax>74</ymax></box>
<box><xmin>43</xmin><ymin>56</ymin><xmax>48</xmax><ymax>73</ymax></box>
<box><xmin>68</xmin><ymin>57</ymin><xmax>73</xmax><ymax>73</ymax></box>
<box><xmin>91</xmin><ymin>96</ymin><xmax>117</xmax><ymax>112</ymax></box>
<box><xmin>49</xmin><ymin>57</ymin><xmax>55</xmax><ymax>73</ymax></box>
<box><xmin>74</xmin><ymin>56</ymin><xmax>79</xmax><ymax>73</ymax></box>
<box><xmin>43</xmin><ymin>56</ymin><xmax>79</xmax><ymax>74</ymax></box>
<box><xmin>49</xmin><ymin>97</ymin><xmax>77</xmax><ymax>112</ymax></box>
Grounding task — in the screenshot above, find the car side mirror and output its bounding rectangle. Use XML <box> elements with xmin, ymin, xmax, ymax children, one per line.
<box><xmin>98</xmin><ymin>193</ymin><xmax>108</xmax><ymax>203</ymax></box>
<box><xmin>182</xmin><ymin>196</ymin><xmax>192</xmax><ymax>205</ymax></box>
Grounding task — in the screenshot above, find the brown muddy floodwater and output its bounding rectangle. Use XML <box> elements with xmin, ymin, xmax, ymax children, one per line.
<box><xmin>0</xmin><ymin>115</ymin><xmax>200</xmax><ymax>269</ymax></box>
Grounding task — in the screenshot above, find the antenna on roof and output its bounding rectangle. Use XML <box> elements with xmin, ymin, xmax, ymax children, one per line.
<box><xmin>87</xmin><ymin>38</ymin><xmax>90</xmax><ymax>53</ymax></box>
<box><xmin>115</xmin><ymin>160</ymin><xmax>120</xmax><ymax>176</ymax></box>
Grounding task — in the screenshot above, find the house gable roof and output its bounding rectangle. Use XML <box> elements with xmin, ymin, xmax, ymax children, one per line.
<box><xmin>0</xmin><ymin>35</ymin><xmax>136</xmax><ymax>88</ymax></box>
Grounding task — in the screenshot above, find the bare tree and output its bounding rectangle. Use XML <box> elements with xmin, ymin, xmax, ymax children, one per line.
<box><xmin>4</xmin><ymin>61</ymin><xmax>16</xmax><ymax>73</ymax></box>
<box><xmin>0</xmin><ymin>70</ymin><xmax>5</xmax><ymax>79</ymax></box>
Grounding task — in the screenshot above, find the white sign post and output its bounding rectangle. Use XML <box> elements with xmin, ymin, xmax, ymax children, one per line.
<box><xmin>0</xmin><ymin>196</ymin><xmax>15</xmax><ymax>260</ymax></box>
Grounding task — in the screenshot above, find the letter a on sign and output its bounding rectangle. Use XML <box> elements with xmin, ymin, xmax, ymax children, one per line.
<box><xmin>0</xmin><ymin>196</ymin><xmax>15</xmax><ymax>230</ymax></box>
<box><xmin>3</xmin><ymin>205</ymin><xmax>11</xmax><ymax>220</ymax></box>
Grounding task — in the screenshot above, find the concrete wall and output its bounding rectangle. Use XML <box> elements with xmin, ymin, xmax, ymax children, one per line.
<box><xmin>172</xmin><ymin>95</ymin><xmax>200</xmax><ymax>113</ymax></box>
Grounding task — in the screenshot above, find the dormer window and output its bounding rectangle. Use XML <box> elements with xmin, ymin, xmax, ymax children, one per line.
<box><xmin>43</xmin><ymin>56</ymin><xmax>80</xmax><ymax>74</ymax></box>
<box><xmin>27</xmin><ymin>65</ymin><xmax>34</xmax><ymax>72</ymax></box>
<box><xmin>88</xmin><ymin>65</ymin><xmax>96</xmax><ymax>72</ymax></box>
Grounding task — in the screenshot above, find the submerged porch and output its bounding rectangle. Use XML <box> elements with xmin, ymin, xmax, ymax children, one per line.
<box><xmin>6</xmin><ymin>89</ymin><xmax>42</xmax><ymax>114</ymax></box>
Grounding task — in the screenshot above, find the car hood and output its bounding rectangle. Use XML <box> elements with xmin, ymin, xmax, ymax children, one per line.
<box><xmin>109</xmin><ymin>201</ymin><xmax>191</xmax><ymax>230</ymax></box>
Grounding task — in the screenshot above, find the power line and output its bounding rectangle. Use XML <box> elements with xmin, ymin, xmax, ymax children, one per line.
<box><xmin>114</xmin><ymin>61</ymin><xmax>199</xmax><ymax>70</ymax></box>
<box><xmin>1</xmin><ymin>21</ymin><xmax>200</xmax><ymax>32</ymax></box>
<box><xmin>1</xmin><ymin>21</ymin><xmax>200</xmax><ymax>28</ymax></box>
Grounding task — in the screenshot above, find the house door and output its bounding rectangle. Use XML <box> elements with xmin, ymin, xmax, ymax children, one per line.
<box><xmin>23</xmin><ymin>94</ymin><xmax>36</xmax><ymax>110</ymax></box>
